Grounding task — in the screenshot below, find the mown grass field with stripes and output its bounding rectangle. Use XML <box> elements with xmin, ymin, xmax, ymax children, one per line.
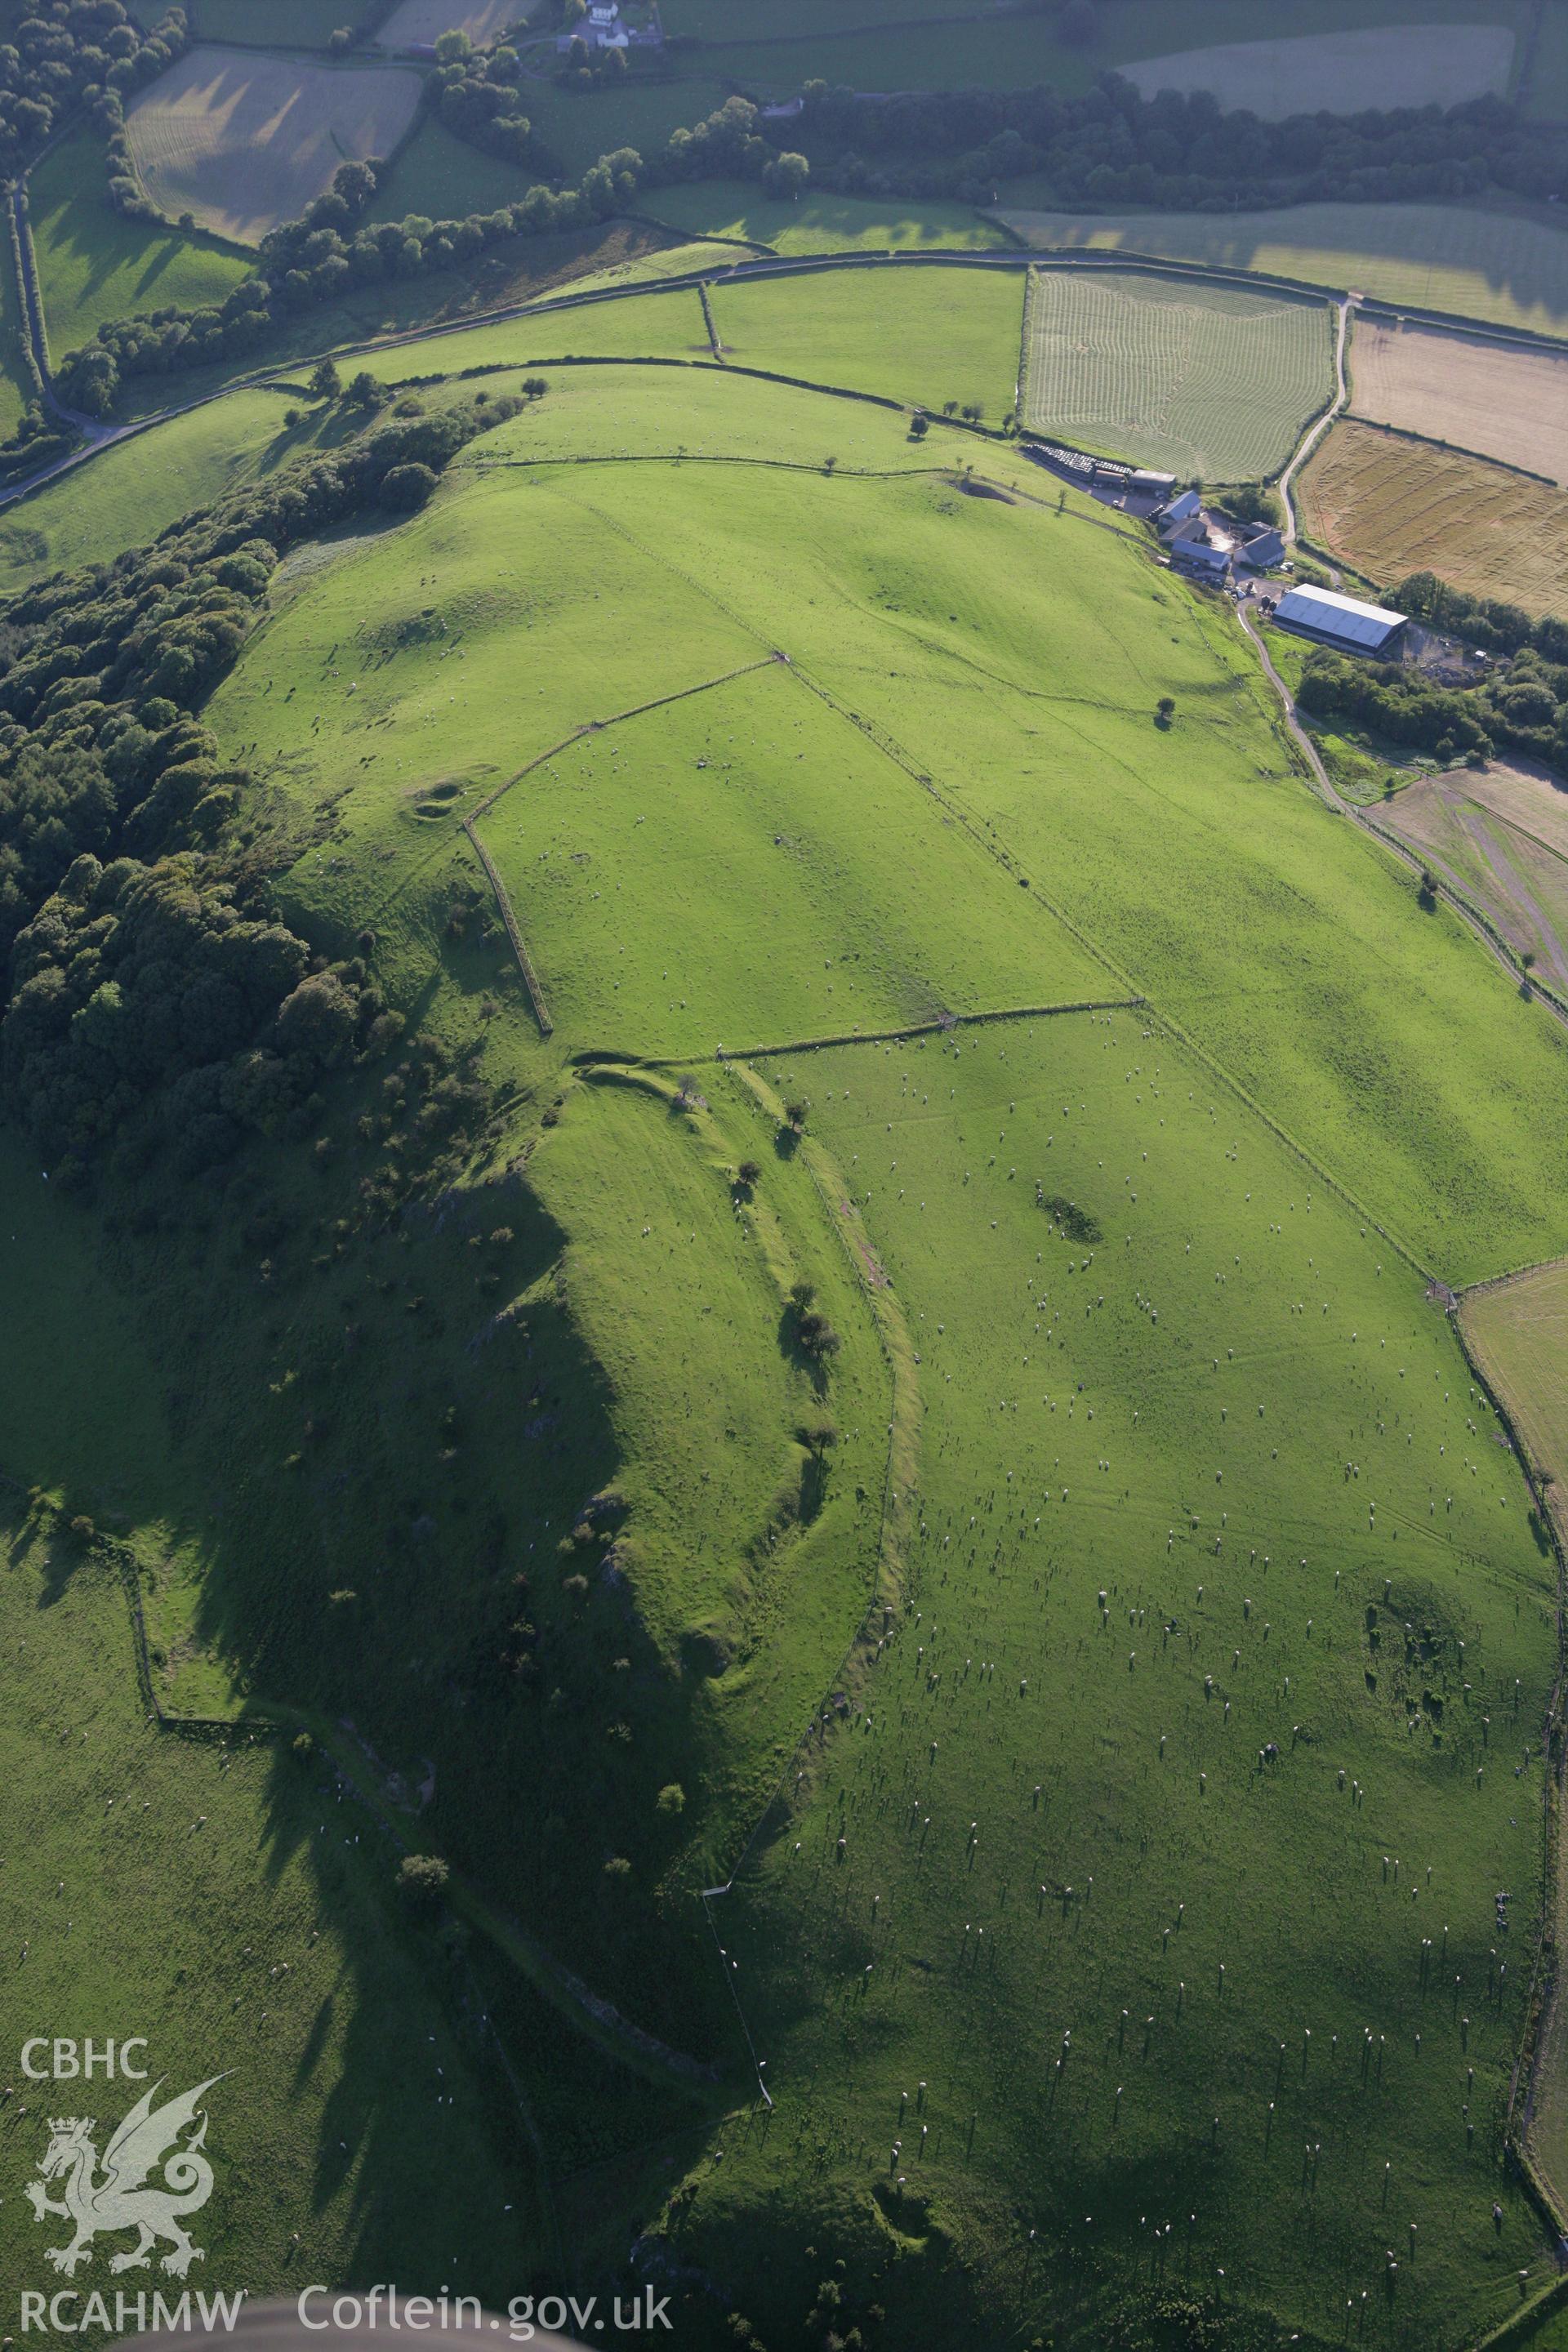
<box><xmin>1021</xmin><ymin>265</ymin><xmax>1334</xmax><ymax>481</ymax></box>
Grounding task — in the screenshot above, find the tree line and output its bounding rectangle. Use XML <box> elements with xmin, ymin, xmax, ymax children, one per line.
<box><xmin>1294</xmin><ymin>635</ymin><xmax>1568</xmax><ymax>776</ymax></box>
<box><xmin>55</xmin><ymin>145</ymin><xmax>646</xmax><ymax>412</ymax></box>
<box><xmin>45</xmin><ymin>53</ymin><xmax>1566</xmax><ymax>425</ymax></box>
<box><xmin>794</xmin><ymin>76</ymin><xmax>1565</xmax><ymax>211</ymax></box>
<box><xmin>0</xmin><ymin>387</ymin><xmax>525</xmax><ymax>1180</ymax></box>
<box><xmin>0</xmin><ymin>0</ymin><xmax>185</xmax><ymax>179</ymax></box>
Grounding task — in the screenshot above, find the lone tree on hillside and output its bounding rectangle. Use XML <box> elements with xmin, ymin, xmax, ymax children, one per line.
<box><xmin>310</xmin><ymin>358</ymin><xmax>341</xmax><ymax>403</ymax></box>
<box><xmin>795</xmin><ymin>1303</ymin><xmax>841</xmax><ymax>1361</ymax></box>
<box><xmin>762</xmin><ymin>150</ymin><xmax>809</xmax><ymax>200</ymax></box>
<box><xmin>784</xmin><ymin>1098</ymin><xmax>809</xmax><ymax>1132</ymax></box>
<box><xmin>1156</xmin><ymin>695</ymin><xmax>1176</xmax><ymax>726</ymax></box>
<box><xmin>737</xmin><ymin>1158</ymin><xmax>762</xmax><ymax>1191</ymax></box>
<box><xmin>397</xmin><ymin>1854</ymin><xmax>449</xmax><ymax>1912</ymax></box>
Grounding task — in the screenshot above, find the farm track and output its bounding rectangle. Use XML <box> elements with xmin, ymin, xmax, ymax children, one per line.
<box><xmin>1240</xmin><ymin>599</ymin><xmax>1568</xmax><ymax>1041</ymax></box>
<box><xmin>1279</xmin><ymin>295</ymin><xmax>1349</xmax><ymax>547</ymax></box>
<box><xmin>461</xmin><ymin>816</ymin><xmax>553</xmax><ymax>1036</ymax></box>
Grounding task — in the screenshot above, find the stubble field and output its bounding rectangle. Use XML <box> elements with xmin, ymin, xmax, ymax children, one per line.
<box><xmin>1375</xmin><ymin>760</ymin><xmax>1568</xmax><ymax>992</ymax></box>
<box><xmin>125</xmin><ymin>47</ymin><xmax>424</xmax><ymax>244</ymax></box>
<box><xmin>1123</xmin><ymin>22</ymin><xmax>1515</xmax><ymax>114</ymax></box>
<box><xmin>1348</xmin><ymin>317</ymin><xmax>1568</xmax><ymax>486</ymax></box>
<box><xmin>1296</xmin><ymin>418</ymin><xmax>1568</xmax><ymax>612</ymax></box>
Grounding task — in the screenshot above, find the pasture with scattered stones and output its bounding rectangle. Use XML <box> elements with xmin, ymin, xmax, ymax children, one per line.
<box><xmin>1297</xmin><ymin>418</ymin><xmax>1568</xmax><ymax>615</ymax></box>
<box><xmin>1021</xmin><ymin>265</ymin><xmax>1334</xmax><ymax>480</ymax></box>
<box><xmin>125</xmin><ymin>46</ymin><xmax>424</xmax><ymax>245</ymax></box>
<box><xmin>1348</xmin><ymin>317</ymin><xmax>1568</xmax><ymax>488</ymax></box>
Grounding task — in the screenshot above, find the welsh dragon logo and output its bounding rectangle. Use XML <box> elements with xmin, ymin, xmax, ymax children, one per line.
<box><xmin>24</xmin><ymin>2076</ymin><xmax>225</xmax><ymax>2278</ymax></box>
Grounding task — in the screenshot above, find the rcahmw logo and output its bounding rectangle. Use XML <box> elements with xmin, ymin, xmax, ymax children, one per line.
<box><xmin>19</xmin><ymin>2040</ymin><xmax>229</xmax><ymax>2286</ymax></box>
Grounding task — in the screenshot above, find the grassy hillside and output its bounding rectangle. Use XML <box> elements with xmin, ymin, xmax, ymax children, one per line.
<box><xmin>0</xmin><ymin>1122</ymin><xmax>553</xmax><ymax>2314</ymax></box>
<box><xmin>0</xmin><ymin>389</ymin><xmax>353</xmax><ymax>590</ymax></box>
<box><xmin>2</xmin><ymin>267</ymin><xmax>1565</xmax><ymax>2350</ymax></box>
<box><xmin>644</xmin><ymin>181</ymin><xmax>1007</xmax><ymax>256</ymax></box>
<box><xmin>679</xmin><ymin>1007</ymin><xmax>1554</xmax><ymax>2350</ymax></box>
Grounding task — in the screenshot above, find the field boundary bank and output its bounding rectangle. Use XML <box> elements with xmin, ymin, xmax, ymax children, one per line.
<box><xmin>0</xmin><ymin>1471</ymin><xmax>723</xmax><ymax>2116</ymax></box>
<box><xmin>1459</xmin><ymin>1251</ymin><xmax>1568</xmax><ymax>1306</ymax></box>
<box><xmin>572</xmin><ymin>997</ymin><xmax>1147</xmax><ymax>1071</ymax></box>
<box><xmin>12</xmin><ymin>233</ymin><xmax>1568</xmax><ymax>523</ymax></box>
<box><xmin>1004</xmin><ymin>237</ymin><xmax>1568</xmax><ymax>353</ymax></box>
<box><xmin>1339</xmin><ymin>409</ymin><xmax>1562</xmax><ymax>490</ymax></box>
<box><xmin>700</xmin><ymin>1054</ymin><xmax>923</xmax><ymax>2097</ymax></box>
<box><xmin>1451</xmin><ymin>1294</ymin><xmax>1568</xmax><ymax>2238</ymax></box>
<box><xmin>469</xmin><ymin>654</ymin><xmax>778</xmax><ymax>824</ymax></box>
<box><xmin>790</xmin><ymin>641</ymin><xmax>1439</xmax><ymax>1273</ymax></box>
<box><xmin>461</xmin><ymin>818</ymin><xmax>553</xmax><ymax>1035</ymax></box>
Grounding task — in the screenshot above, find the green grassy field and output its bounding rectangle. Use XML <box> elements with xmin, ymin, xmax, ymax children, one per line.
<box><xmin>0</xmin><ymin>389</ymin><xmax>356</xmax><ymax>591</ymax></box>
<box><xmin>366</xmin><ymin>112</ymin><xmax>536</xmax><ymax>224</ymax></box>
<box><xmin>645</xmin><ymin>180</ymin><xmax>1007</xmax><ymax>256</ymax></box>
<box><xmin>521</xmin><ymin>72</ymin><xmax>737</xmax><ymax>180</ymax></box>
<box><xmin>675</xmin><ymin>1004</ymin><xmax>1555</xmax><ymax>2346</ymax></box>
<box><xmin>99</xmin><ymin>217</ymin><xmax>688</xmax><ymax>421</ymax></box>
<box><xmin>1022</xmin><ymin>265</ymin><xmax>1334</xmax><ymax>480</ymax></box>
<box><xmin>474</xmin><ymin>657</ymin><xmax>1106</xmax><ymax>1056</ymax></box>
<box><xmin>0</xmin><ymin>1123</ymin><xmax>553</xmax><ymax>2315</ymax></box>
<box><xmin>189</xmin><ymin>0</ymin><xmax>353</xmax><ymax>41</ymax></box>
<box><xmin>29</xmin><ymin>127</ymin><xmax>254</xmax><ymax>362</ymax></box>
<box><xmin>709</xmin><ymin>265</ymin><xmax>1023</xmax><ymax>414</ymax></box>
<box><xmin>994</xmin><ymin>202</ymin><xmax>1568</xmax><ymax>341</ymax></box>
<box><xmin>4</xmin><ymin>266</ymin><xmax>1567</xmax><ymax>2348</ymax></box>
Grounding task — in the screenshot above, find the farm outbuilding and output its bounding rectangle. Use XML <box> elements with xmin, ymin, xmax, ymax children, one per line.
<box><xmin>1272</xmin><ymin>581</ymin><xmax>1407</xmax><ymax>655</ymax></box>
